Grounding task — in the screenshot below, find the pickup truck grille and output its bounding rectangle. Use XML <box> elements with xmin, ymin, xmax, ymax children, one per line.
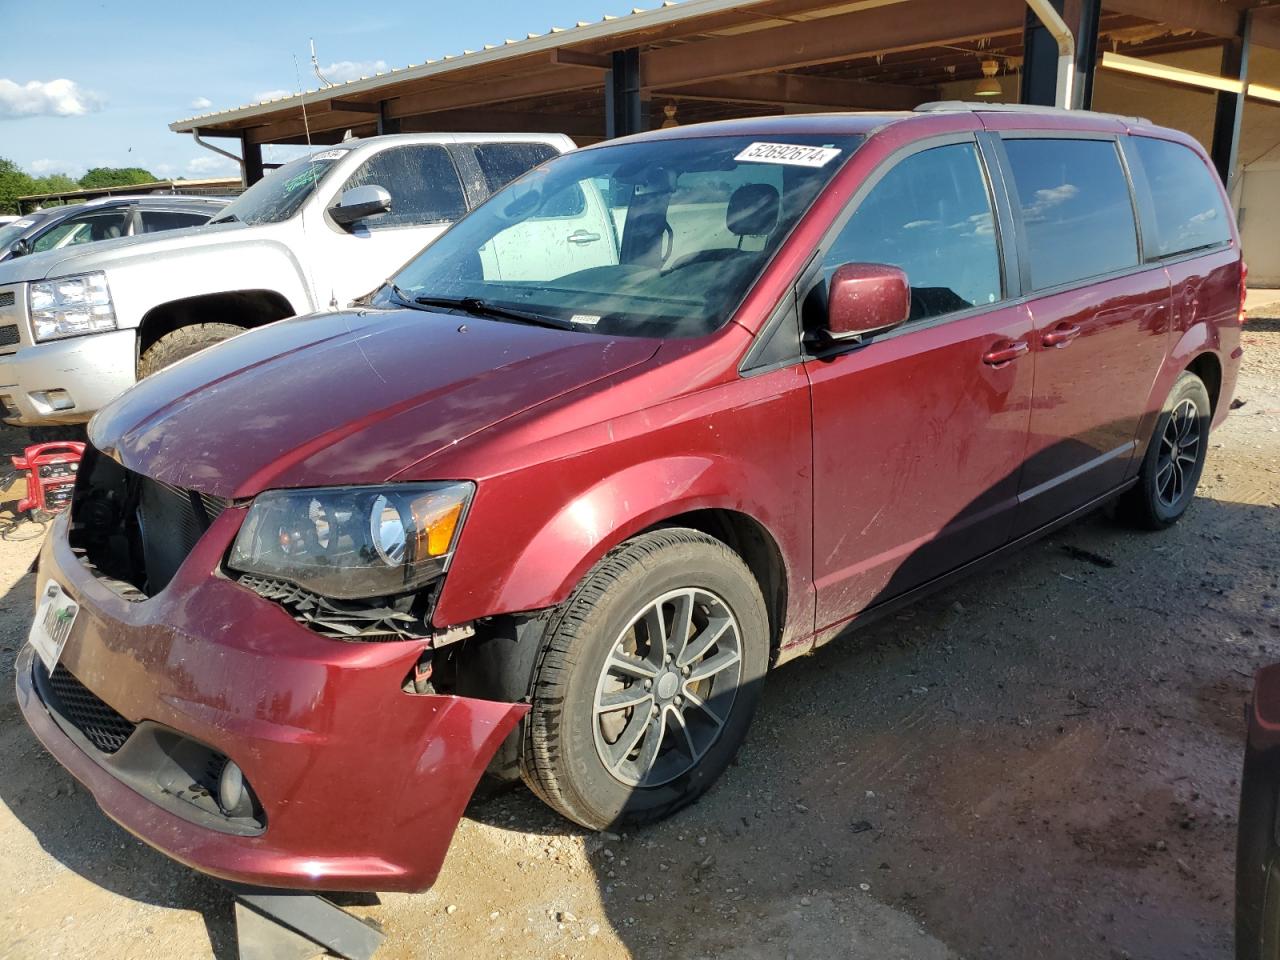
<box><xmin>70</xmin><ymin>445</ymin><xmax>229</xmax><ymax>599</ymax></box>
<box><xmin>0</xmin><ymin>325</ymin><xmax>18</xmax><ymax>348</ymax></box>
<box><xmin>0</xmin><ymin>291</ymin><xmax>14</xmax><ymax>309</ymax></box>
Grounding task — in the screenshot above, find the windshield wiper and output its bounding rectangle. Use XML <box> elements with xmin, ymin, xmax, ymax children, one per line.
<box><xmin>209</xmin><ymin>212</ymin><xmax>239</xmax><ymax>224</ymax></box>
<box><xmin>412</xmin><ymin>295</ymin><xmax>577</xmax><ymax>332</ymax></box>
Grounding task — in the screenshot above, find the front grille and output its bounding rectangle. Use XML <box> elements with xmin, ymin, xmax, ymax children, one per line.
<box><xmin>137</xmin><ymin>476</ymin><xmax>227</xmax><ymax>594</ymax></box>
<box><xmin>0</xmin><ymin>291</ymin><xmax>14</xmax><ymax>308</ymax></box>
<box><xmin>0</xmin><ymin>324</ymin><xmax>18</xmax><ymax>347</ymax></box>
<box><xmin>70</xmin><ymin>445</ymin><xmax>229</xmax><ymax>599</ymax></box>
<box><xmin>41</xmin><ymin>662</ymin><xmax>137</xmax><ymax>754</ymax></box>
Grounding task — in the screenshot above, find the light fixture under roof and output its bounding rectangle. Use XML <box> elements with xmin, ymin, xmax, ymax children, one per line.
<box><xmin>975</xmin><ymin>59</ymin><xmax>1003</xmax><ymax>97</ymax></box>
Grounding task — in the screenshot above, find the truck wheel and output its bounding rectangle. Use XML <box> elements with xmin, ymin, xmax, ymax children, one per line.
<box><xmin>1116</xmin><ymin>370</ymin><xmax>1211</xmax><ymax>529</ymax></box>
<box><xmin>521</xmin><ymin>528</ymin><xmax>769</xmax><ymax>830</ymax></box>
<box><xmin>138</xmin><ymin>323</ymin><xmax>243</xmax><ymax>378</ymax></box>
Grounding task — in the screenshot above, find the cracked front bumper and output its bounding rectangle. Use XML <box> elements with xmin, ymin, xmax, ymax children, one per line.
<box><xmin>15</xmin><ymin>512</ymin><xmax>527</xmax><ymax>892</ymax></box>
<box><xmin>0</xmin><ymin>328</ymin><xmax>137</xmax><ymax>425</ymax></box>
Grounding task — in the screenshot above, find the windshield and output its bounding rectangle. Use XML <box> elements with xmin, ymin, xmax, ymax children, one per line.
<box><xmin>388</xmin><ymin>134</ymin><xmax>862</xmax><ymax>339</ymax></box>
<box><xmin>0</xmin><ymin>214</ymin><xmax>46</xmax><ymax>249</ymax></box>
<box><xmin>210</xmin><ymin>149</ymin><xmax>349</xmax><ymax>226</ymax></box>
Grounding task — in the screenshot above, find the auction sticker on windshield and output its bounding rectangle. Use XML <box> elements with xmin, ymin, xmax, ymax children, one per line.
<box><xmin>29</xmin><ymin>580</ymin><xmax>77</xmax><ymax>672</ymax></box>
<box><xmin>735</xmin><ymin>142</ymin><xmax>842</xmax><ymax>167</ymax></box>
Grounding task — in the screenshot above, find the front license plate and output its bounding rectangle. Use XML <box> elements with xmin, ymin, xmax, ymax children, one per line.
<box><xmin>29</xmin><ymin>580</ymin><xmax>78</xmax><ymax>672</ymax></box>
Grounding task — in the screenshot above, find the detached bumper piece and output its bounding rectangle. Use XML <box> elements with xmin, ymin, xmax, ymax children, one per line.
<box><xmin>228</xmin><ymin>884</ymin><xmax>385</xmax><ymax>960</ymax></box>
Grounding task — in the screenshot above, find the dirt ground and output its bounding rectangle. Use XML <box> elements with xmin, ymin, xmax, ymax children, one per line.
<box><xmin>0</xmin><ymin>311</ymin><xmax>1278</xmax><ymax>960</ymax></box>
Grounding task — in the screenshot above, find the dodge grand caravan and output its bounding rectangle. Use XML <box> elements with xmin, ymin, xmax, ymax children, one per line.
<box><xmin>17</xmin><ymin>105</ymin><xmax>1244</xmax><ymax>893</ymax></box>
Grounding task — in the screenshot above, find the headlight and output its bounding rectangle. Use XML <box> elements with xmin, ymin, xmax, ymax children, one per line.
<box><xmin>29</xmin><ymin>272</ymin><xmax>117</xmax><ymax>342</ymax></box>
<box><xmin>227</xmin><ymin>482</ymin><xmax>473</xmax><ymax>600</ymax></box>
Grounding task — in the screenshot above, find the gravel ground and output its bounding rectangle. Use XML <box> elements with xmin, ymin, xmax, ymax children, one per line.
<box><xmin>0</xmin><ymin>312</ymin><xmax>1278</xmax><ymax>960</ymax></box>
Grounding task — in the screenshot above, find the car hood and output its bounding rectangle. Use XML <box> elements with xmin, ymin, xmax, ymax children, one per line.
<box><xmin>0</xmin><ymin>220</ymin><xmax>250</xmax><ymax>284</ymax></box>
<box><xmin>90</xmin><ymin>308</ymin><xmax>660</xmax><ymax>498</ymax></box>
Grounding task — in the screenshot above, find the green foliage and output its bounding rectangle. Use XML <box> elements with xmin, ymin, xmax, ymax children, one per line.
<box><xmin>31</xmin><ymin>173</ymin><xmax>79</xmax><ymax>195</ymax></box>
<box><xmin>78</xmin><ymin>167</ymin><xmax>157</xmax><ymax>189</ymax></box>
<box><xmin>0</xmin><ymin>157</ymin><xmax>34</xmax><ymax>215</ymax></box>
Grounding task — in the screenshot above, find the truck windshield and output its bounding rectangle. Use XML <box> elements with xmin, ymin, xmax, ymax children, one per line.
<box><xmin>0</xmin><ymin>215</ymin><xmax>46</xmax><ymax>249</ymax></box>
<box><xmin>388</xmin><ymin>134</ymin><xmax>862</xmax><ymax>339</ymax></box>
<box><xmin>210</xmin><ymin>150</ymin><xmax>348</xmax><ymax>226</ymax></box>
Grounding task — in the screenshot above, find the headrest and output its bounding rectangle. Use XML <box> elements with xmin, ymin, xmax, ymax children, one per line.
<box><xmin>727</xmin><ymin>183</ymin><xmax>779</xmax><ymax>237</ymax></box>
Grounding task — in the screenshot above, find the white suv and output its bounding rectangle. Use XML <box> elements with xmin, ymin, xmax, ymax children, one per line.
<box><xmin>0</xmin><ymin>133</ymin><xmax>575</xmax><ymax>427</ymax></box>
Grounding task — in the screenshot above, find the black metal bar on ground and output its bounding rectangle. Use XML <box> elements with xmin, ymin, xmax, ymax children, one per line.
<box><xmin>226</xmin><ymin>884</ymin><xmax>386</xmax><ymax>960</ymax></box>
<box><xmin>1211</xmin><ymin>10</ymin><xmax>1253</xmax><ymax>194</ymax></box>
<box><xmin>1072</xmin><ymin>0</ymin><xmax>1101</xmax><ymax>109</ymax></box>
<box><xmin>239</xmin><ymin>134</ymin><xmax>264</xmax><ymax>187</ymax></box>
<box><xmin>605</xmin><ymin>47</ymin><xmax>646</xmax><ymax>139</ymax></box>
<box><xmin>1020</xmin><ymin>0</ymin><xmax>1068</xmax><ymax>107</ymax></box>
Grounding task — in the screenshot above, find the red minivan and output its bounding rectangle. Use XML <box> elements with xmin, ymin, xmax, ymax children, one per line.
<box><xmin>17</xmin><ymin>104</ymin><xmax>1244</xmax><ymax>893</ymax></box>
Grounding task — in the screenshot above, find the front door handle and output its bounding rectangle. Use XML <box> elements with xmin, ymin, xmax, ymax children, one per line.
<box><xmin>1042</xmin><ymin>322</ymin><xmax>1083</xmax><ymax>348</ymax></box>
<box><xmin>982</xmin><ymin>340</ymin><xmax>1029</xmax><ymax>367</ymax></box>
<box><xmin>568</xmin><ymin>230</ymin><xmax>602</xmax><ymax>245</ymax></box>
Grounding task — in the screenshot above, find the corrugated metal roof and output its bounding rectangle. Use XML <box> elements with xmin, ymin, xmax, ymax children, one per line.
<box><xmin>169</xmin><ymin>0</ymin><xmax>770</xmax><ymax>133</ymax></box>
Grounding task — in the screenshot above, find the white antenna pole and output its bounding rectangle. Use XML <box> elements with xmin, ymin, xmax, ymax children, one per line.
<box><xmin>292</xmin><ymin>54</ymin><xmax>314</xmax><ymax>151</ymax></box>
<box><xmin>310</xmin><ymin>39</ymin><xmax>334</xmax><ymax>88</ymax></box>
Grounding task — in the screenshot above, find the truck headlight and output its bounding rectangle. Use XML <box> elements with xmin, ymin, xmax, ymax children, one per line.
<box><xmin>227</xmin><ymin>482</ymin><xmax>473</xmax><ymax>600</ymax></box>
<box><xmin>29</xmin><ymin>272</ymin><xmax>117</xmax><ymax>342</ymax></box>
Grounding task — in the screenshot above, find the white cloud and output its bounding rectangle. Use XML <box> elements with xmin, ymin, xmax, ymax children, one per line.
<box><xmin>29</xmin><ymin>158</ymin><xmax>67</xmax><ymax>175</ymax></box>
<box><xmin>253</xmin><ymin>88</ymin><xmax>294</xmax><ymax>103</ymax></box>
<box><xmin>186</xmin><ymin>155</ymin><xmax>237</xmax><ymax>176</ymax></box>
<box><xmin>190</xmin><ymin>96</ymin><xmax>213</xmax><ymax>110</ymax></box>
<box><xmin>0</xmin><ymin>78</ymin><xmax>103</xmax><ymax>118</ymax></box>
<box><xmin>318</xmin><ymin>59</ymin><xmax>388</xmax><ymax>84</ymax></box>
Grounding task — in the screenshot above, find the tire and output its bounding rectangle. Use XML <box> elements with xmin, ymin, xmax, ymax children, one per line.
<box><xmin>1116</xmin><ymin>370</ymin><xmax>1211</xmax><ymax>530</ymax></box>
<box><xmin>138</xmin><ymin>323</ymin><xmax>243</xmax><ymax>379</ymax></box>
<box><xmin>521</xmin><ymin>528</ymin><xmax>769</xmax><ymax>831</ymax></box>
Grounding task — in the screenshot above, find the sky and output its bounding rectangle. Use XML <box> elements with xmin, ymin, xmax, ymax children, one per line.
<box><xmin>0</xmin><ymin>0</ymin><xmax>629</xmax><ymax>181</ymax></box>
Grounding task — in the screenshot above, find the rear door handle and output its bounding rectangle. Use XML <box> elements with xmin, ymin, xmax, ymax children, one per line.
<box><xmin>568</xmin><ymin>230</ymin><xmax>602</xmax><ymax>245</ymax></box>
<box><xmin>1042</xmin><ymin>322</ymin><xmax>1082</xmax><ymax>348</ymax></box>
<box><xmin>982</xmin><ymin>340</ymin><xmax>1029</xmax><ymax>367</ymax></box>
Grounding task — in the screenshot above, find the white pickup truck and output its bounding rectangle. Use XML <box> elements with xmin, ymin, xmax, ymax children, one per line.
<box><xmin>0</xmin><ymin>132</ymin><xmax>576</xmax><ymax>428</ymax></box>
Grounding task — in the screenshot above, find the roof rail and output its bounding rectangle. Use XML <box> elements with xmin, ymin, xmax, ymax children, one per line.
<box><xmin>914</xmin><ymin>101</ymin><xmax>1150</xmax><ymax>125</ymax></box>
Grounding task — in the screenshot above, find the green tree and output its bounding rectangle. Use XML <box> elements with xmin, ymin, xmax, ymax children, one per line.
<box><xmin>78</xmin><ymin>166</ymin><xmax>157</xmax><ymax>189</ymax></box>
<box><xmin>30</xmin><ymin>173</ymin><xmax>79</xmax><ymax>195</ymax></box>
<box><xmin>0</xmin><ymin>157</ymin><xmax>35</xmax><ymax>215</ymax></box>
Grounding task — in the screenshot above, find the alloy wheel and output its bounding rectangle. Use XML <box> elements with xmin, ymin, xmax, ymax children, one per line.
<box><xmin>1155</xmin><ymin>397</ymin><xmax>1201</xmax><ymax>509</ymax></box>
<box><xmin>592</xmin><ymin>587</ymin><xmax>743</xmax><ymax>787</ymax></box>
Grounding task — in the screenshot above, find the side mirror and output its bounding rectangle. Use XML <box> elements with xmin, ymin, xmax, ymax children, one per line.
<box><xmin>8</xmin><ymin>238</ymin><xmax>29</xmax><ymax>258</ymax></box>
<box><xmin>823</xmin><ymin>262</ymin><xmax>910</xmax><ymax>343</ymax></box>
<box><xmin>330</xmin><ymin>185</ymin><xmax>392</xmax><ymax>227</ymax></box>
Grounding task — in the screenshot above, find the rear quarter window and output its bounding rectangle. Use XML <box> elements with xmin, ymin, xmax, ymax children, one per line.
<box><xmin>1131</xmin><ymin>137</ymin><xmax>1231</xmax><ymax>258</ymax></box>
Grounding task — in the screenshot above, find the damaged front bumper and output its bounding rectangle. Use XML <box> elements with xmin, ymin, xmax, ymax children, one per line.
<box><xmin>15</xmin><ymin>512</ymin><xmax>527</xmax><ymax>892</ymax></box>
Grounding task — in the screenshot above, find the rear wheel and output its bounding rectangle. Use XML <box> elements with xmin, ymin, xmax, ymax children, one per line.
<box><xmin>1117</xmin><ymin>370</ymin><xmax>1211</xmax><ymax>529</ymax></box>
<box><xmin>138</xmin><ymin>323</ymin><xmax>243</xmax><ymax>378</ymax></box>
<box><xmin>521</xmin><ymin>528</ymin><xmax>769</xmax><ymax>830</ymax></box>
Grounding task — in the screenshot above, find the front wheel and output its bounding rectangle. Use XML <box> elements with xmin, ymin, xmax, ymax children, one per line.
<box><xmin>521</xmin><ymin>528</ymin><xmax>769</xmax><ymax>830</ymax></box>
<box><xmin>1117</xmin><ymin>370</ymin><xmax>1211</xmax><ymax>529</ymax></box>
<box><xmin>138</xmin><ymin>323</ymin><xmax>244</xmax><ymax>379</ymax></box>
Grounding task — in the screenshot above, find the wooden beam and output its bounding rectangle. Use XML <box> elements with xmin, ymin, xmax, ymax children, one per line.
<box><xmin>398</xmin><ymin>108</ymin><xmax>602</xmax><ymax>138</ymax></box>
<box><xmin>325</xmin><ymin>99</ymin><xmax>382</xmax><ymax>114</ymax></box>
<box><xmin>384</xmin><ymin>65</ymin><xmax>603</xmax><ymax>119</ymax></box>
<box><xmin>551</xmin><ymin>48</ymin><xmax>612</xmax><ymax>70</ymax></box>
<box><xmin>642</xmin><ymin>0</ymin><xmax>1026</xmax><ymax>88</ymax></box>
<box><xmin>651</xmin><ymin>73</ymin><xmax>935</xmax><ymax>111</ymax></box>
<box><xmin>1103</xmin><ymin>0</ymin><xmax>1238</xmax><ymax>37</ymax></box>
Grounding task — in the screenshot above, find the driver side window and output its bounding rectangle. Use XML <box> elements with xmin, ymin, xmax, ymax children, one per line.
<box><xmin>338</xmin><ymin>145</ymin><xmax>467</xmax><ymax>230</ymax></box>
<box><xmin>824</xmin><ymin>142</ymin><xmax>1001</xmax><ymax>322</ymax></box>
<box><xmin>31</xmin><ymin>210</ymin><xmax>130</xmax><ymax>253</ymax></box>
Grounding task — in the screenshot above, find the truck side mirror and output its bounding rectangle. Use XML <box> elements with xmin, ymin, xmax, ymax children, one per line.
<box><xmin>8</xmin><ymin>238</ymin><xmax>30</xmax><ymax>258</ymax></box>
<box><xmin>330</xmin><ymin>185</ymin><xmax>392</xmax><ymax>228</ymax></box>
<box><xmin>824</xmin><ymin>262</ymin><xmax>910</xmax><ymax>342</ymax></box>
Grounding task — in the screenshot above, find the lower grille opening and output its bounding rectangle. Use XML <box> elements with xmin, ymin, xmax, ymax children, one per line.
<box><xmin>38</xmin><ymin>661</ymin><xmax>136</xmax><ymax>754</ymax></box>
<box><xmin>236</xmin><ymin>573</ymin><xmax>436</xmax><ymax>641</ymax></box>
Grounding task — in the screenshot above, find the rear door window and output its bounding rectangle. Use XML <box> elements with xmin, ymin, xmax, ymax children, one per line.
<box><xmin>338</xmin><ymin>145</ymin><xmax>467</xmax><ymax>229</ymax></box>
<box><xmin>137</xmin><ymin>209</ymin><xmax>211</xmax><ymax>232</ymax></box>
<box><xmin>1002</xmin><ymin>138</ymin><xmax>1139</xmax><ymax>290</ymax></box>
<box><xmin>1131</xmin><ymin>137</ymin><xmax>1231</xmax><ymax>258</ymax></box>
<box><xmin>822</xmin><ymin>141</ymin><xmax>1002</xmax><ymax>321</ymax></box>
<box><xmin>474</xmin><ymin>142</ymin><xmax>561</xmax><ymax>194</ymax></box>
